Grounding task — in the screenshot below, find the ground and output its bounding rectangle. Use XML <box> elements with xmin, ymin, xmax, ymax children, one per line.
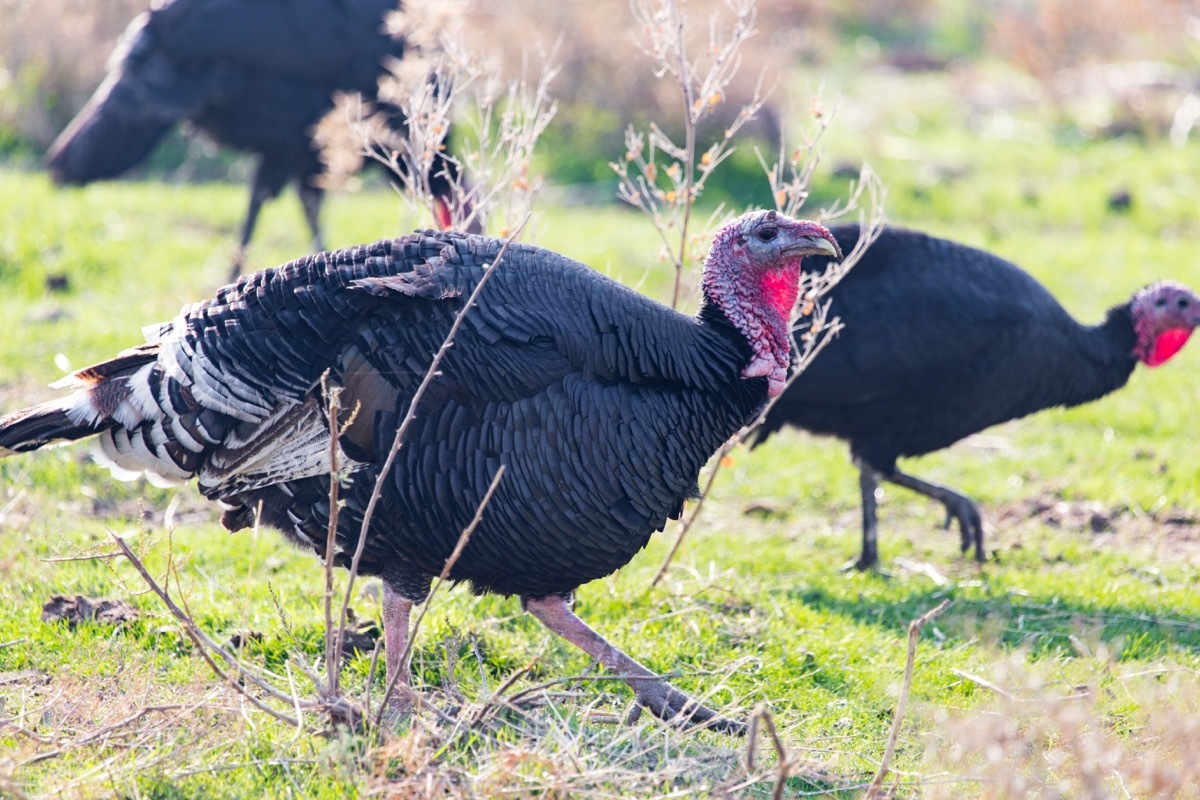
<box><xmin>2</xmin><ymin>61</ymin><xmax>1200</xmax><ymax>798</ymax></box>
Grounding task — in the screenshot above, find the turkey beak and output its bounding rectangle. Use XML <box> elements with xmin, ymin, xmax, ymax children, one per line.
<box><xmin>784</xmin><ymin>234</ymin><xmax>842</xmax><ymax>262</ymax></box>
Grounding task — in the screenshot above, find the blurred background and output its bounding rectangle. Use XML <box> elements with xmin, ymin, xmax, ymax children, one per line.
<box><xmin>3</xmin><ymin>0</ymin><xmax>1197</xmax><ymax>209</ymax></box>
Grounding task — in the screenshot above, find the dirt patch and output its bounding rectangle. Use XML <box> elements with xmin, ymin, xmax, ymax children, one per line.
<box><xmin>992</xmin><ymin>495</ymin><xmax>1200</xmax><ymax>550</ymax></box>
<box><xmin>993</xmin><ymin>497</ymin><xmax>1117</xmax><ymax>533</ymax></box>
<box><xmin>41</xmin><ymin>594</ymin><xmax>139</xmax><ymax>627</ymax></box>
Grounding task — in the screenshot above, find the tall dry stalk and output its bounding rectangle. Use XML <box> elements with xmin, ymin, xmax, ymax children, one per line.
<box><xmin>613</xmin><ymin>0</ymin><xmax>767</xmax><ymax>310</ymax></box>
<box><xmin>359</xmin><ymin>14</ymin><xmax>560</xmax><ymax>237</ymax></box>
<box><xmin>622</xmin><ymin>0</ymin><xmax>886</xmax><ymax>585</ymax></box>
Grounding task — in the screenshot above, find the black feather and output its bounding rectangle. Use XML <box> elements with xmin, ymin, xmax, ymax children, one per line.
<box><xmin>754</xmin><ymin>223</ymin><xmax>1145</xmax><ymax>566</ymax></box>
<box><xmin>44</xmin><ymin>0</ymin><xmax>465</xmax><ymax>257</ymax></box>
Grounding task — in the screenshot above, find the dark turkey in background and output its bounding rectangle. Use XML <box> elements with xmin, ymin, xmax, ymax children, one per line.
<box><xmin>752</xmin><ymin>223</ymin><xmax>1200</xmax><ymax>569</ymax></box>
<box><xmin>45</xmin><ymin>0</ymin><xmax>466</xmax><ymax>277</ymax></box>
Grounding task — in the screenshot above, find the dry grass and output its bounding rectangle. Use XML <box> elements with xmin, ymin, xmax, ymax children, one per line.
<box><xmin>0</xmin><ymin>0</ymin><xmax>144</xmax><ymax>148</ymax></box>
<box><xmin>923</xmin><ymin>658</ymin><xmax>1200</xmax><ymax>799</ymax></box>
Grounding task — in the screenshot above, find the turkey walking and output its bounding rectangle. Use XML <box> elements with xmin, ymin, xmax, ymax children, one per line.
<box><xmin>752</xmin><ymin>223</ymin><xmax>1200</xmax><ymax>569</ymax></box>
<box><xmin>0</xmin><ymin>211</ymin><xmax>841</xmax><ymax>733</ymax></box>
<box><xmin>45</xmin><ymin>0</ymin><xmax>465</xmax><ymax>276</ymax></box>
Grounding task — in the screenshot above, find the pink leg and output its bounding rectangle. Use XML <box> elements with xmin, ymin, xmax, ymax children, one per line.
<box><xmin>382</xmin><ymin>583</ymin><xmax>414</xmax><ymax>714</ymax></box>
<box><xmin>522</xmin><ymin>594</ymin><xmax>746</xmax><ymax>735</ymax></box>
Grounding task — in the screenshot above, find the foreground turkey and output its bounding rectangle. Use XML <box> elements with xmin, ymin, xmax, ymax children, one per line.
<box><xmin>0</xmin><ymin>211</ymin><xmax>840</xmax><ymax>733</ymax></box>
<box><xmin>752</xmin><ymin>223</ymin><xmax>1200</xmax><ymax>569</ymax></box>
<box><xmin>45</xmin><ymin>0</ymin><xmax>464</xmax><ymax>276</ymax></box>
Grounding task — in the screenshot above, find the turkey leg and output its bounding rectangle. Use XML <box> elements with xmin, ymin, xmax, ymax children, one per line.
<box><xmin>230</xmin><ymin>180</ymin><xmax>270</xmax><ymax>281</ymax></box>
<box><xmin>381</xmin><ymin>582</ymin><xmax>415</xmax><ymax>716</ymax></box>
<box><xmin>884</xmin><ymin>468</ymin><xmax>984</xmax><ymax>562</ymax></box>
<box><xmin>522</xmin><ymin>594</ymin><xmax>747</xmax><ymax>736</ymax></box>
<box><xmin>297</xmin><ymin>181</ymin><xmax>326</xmax><ymax>253</ymax></box>
<box><xmin>849</xmin><ymin>459</ymin><xmax>883</xmax><ymax>570</ymax></box>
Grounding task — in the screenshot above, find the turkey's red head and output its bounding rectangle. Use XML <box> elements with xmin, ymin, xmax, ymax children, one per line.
<box><xmin>702</xmin><ymin>210</ymin><xmax>841</xmax><ymax>397</ymax></box>
<box><xmin>1130</xmin><ymin>281</ymin><xmax>1200</xmax><ymax>367</ymax></box>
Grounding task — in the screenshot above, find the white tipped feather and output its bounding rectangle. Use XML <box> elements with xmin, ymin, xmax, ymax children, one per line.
<box><xmin>62</xmin><ymin>392</ymin><xmax>105</xmax><ymax>428</ymax></box>
<box><xmin>94</xmin><ymin>434</ymin><xmax>147</xmax><ymax>483</ymax></box>
<box><xmin>189</xmin><ymin>350</ymin><xmax>271</xmax><ymax>422</ymax></box>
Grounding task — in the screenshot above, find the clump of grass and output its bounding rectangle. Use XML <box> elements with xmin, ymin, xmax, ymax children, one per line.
<box><xmin>922</xmin><ymin>656</ymin><xmax>1200</xmax><ymax>798</ymax></box>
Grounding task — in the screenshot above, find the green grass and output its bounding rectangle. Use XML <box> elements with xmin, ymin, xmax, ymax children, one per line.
<box><xmin>3</xmin><ymin>68</ymin><xmax>1200</xmax><ymax>797</ymax></box>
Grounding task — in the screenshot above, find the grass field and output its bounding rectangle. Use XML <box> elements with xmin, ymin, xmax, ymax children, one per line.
<box><xmin>3</xmin><ymin>64</ymin><xmax>1200</xmax><ymax>798</ymax></box>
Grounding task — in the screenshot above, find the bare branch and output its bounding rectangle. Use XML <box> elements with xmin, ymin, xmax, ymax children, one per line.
<box><xmin>373</xmin><ymin>464</ymin><xmax>507</xmax><ymax>727</ymax></box>
<box><xmin>322</xmin><ymin>372</ymin><xmax>342</xmax><ymax>699</ymax></box>
<box><xmin>338</xmin><ymin>214</ymin><xmax>532</xmax><ymax>684</ymax></box>
<box><xmin>864</xmin><ymin>599</ymin><xmax>951</xmax><ymax>799</ymax></box>
<box><xmin>618</xmin><ymin>0</ymin><xmax>766</xmax><ymax>309</ymax></box>
<box><xmin>364</xmin><ymin>32</ymin><xmax>560</xmax><ymax>236</ymax></box>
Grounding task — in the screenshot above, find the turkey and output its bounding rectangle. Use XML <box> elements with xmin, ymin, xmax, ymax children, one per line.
<box><xmin>751</xmin><ymin>223</ymin><xmax>1200</xmax><ymax>569</ymax></box>
<box><xmin>0</xmin><ymin>211</ymin><xmax>841</xmax><ymax>733</ymax></box>
<box><xmin>45</xmin><ymin>0</ymin><xmax>465</xmax><ymax>277</ymax></box>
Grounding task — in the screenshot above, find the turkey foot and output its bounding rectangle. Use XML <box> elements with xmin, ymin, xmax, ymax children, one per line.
<box><xmin>523</xmin><ymin>594</ymin><xmax>747</xmax><ymax>736</ymax></box>
<box><xmin>886</xmin><ymin>469</ymin><xmax>985</xmax><ymax>562</ymax></box>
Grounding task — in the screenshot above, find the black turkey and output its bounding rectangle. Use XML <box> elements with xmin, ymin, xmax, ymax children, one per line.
<box><xmin>45</xmin><ymin>0</ymin><xmax>465</xmax><ymax>276</ymax></box>
<box><xmin>0</xmin><ymin>211</ymin><xmax>841</xmax><ymax>733</ymax></box>
<box><xmin>752</xmin><ymin>223</ymin><xmax>1200</xmax><ymax>569</ymax></box>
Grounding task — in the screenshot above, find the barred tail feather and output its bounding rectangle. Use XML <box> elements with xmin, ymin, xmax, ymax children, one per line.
<box><xmin>0</xmin><ymin>397</ymin><xmax>110</xmax><ymax>456</ymax></box>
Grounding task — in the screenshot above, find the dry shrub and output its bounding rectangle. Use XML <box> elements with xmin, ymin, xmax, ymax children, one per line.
<box><xmin>986</xmin><ymin>0</ymin><xmax>1192</xmax><ymax>97</ymax></box>
<box><xmin>453</xmin><ymin>0</ymin><xmax>829</xmax><ymax>180</ymax></box>
<box><xmin>0</xmin><ymin>0</ymin><xmax>144</xmax><ymax>149</ymax></box>
<box><xmin>923</xmin><ymin>658</ymin><xmax>1200</xmax><ymax>799</ymax></box>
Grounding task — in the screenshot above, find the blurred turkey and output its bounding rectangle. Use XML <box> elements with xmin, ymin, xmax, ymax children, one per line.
<box><xmin>0</xmin><ymin>211</ymin><xmax>840</xmax><ymax>733</ymax></box>
<box><xmin>752</xmin><ymin>223</ymin><xmax>1200</xmax><ymax>569</ymax></box>
<box><xmin>45</xmin><ymin>0</ymin><xmax>466</xmax><ymax>276</ymax></box>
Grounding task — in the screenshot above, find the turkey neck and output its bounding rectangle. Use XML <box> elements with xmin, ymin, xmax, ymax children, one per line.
<box><xmin>1051</xmin><ymin>303</ymin><xmax>1139</xmax><ymax>409</ymax></box>
<box><xmin>701</xmin><ymin>259</ymin><xmax>801</xmax><ymax>397</ymax></box>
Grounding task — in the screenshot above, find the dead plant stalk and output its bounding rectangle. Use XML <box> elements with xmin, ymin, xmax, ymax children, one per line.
<box><xmin>620</xmin><ymin>0</ymin><xmax>765</xmax><ymax>310</ymax></box>
<box><xmin>864</xmin><ymin>598</ymin><xmax>951</xmax><ymax>799</ymax></box>
<box><xmin>337</xmin><ymin>214</ymin><xmax>531</xmax><ymax>688</ymax></box>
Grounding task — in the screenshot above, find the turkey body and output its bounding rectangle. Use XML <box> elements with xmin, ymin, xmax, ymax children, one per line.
<box><xmin>1</xmin><ymin>213</ymin><xmax>841</xmax><ymax>732</ymax></box>
<box><xmin>45</xmin><ymin>0</ymin><xmax>458</xmax><ymax>272</ymax></box>
<box><xmin>202</xmin><ymin>236</ymin><xmax>767</xmax><ymax>599</ymax></box>
<box><xmin>754</xmin><ymin>223</ymin><xmax>1200</xmax><ymax>568</ymax></box>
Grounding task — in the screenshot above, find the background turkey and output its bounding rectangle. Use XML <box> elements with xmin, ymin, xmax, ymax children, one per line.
<box><xmin>44</xmin><ymin>0</ymin><xmax>466</xmax><ymax>277</ymax></box>
<box><xmin>0</xmin><ymin>210</ymin><xmax>841</xmax><ymax>733</ymax></box>
<box><xmin>751</xmin><ymin>223</ymin><xmax>1200</xmax><ymax>569</ymax></box>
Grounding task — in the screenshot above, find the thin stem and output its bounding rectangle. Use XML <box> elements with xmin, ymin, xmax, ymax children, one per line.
<box><xmin>672</xmin><ymin>0</ymin><xmax>695</xmax><ymax>309</ymax></box>
<box><xmin>337</xmin><ymin>215</ymin><xmax>531</xmax><ymax>674</ymax></box>
<box><xmin>373</xmin><ymin>464</ymin><xmax>507</xmax><ymax>727</ymax></box>
<box><xmin>864</xmin><ymin>599</ymin><xmax>951</xmax><ymax>799</ymax></box>
<box><xmin>321</xmin><ymin>374</ymin><xmax>341</xmax><ymax>698</ymax></box>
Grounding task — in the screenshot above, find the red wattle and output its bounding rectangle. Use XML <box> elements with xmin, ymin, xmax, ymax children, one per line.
<box><xmin>759</xmin><ymin>265</ymin><xmax>801</xmax><ymax>322</ymax></box>
<box><xmin>1147</xmin><ymin>328</ymin><xmax>1192</xmax><ymax>367</ymax></box>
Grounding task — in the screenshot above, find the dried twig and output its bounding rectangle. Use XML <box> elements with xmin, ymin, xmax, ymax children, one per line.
<box><xmin>864</xmin><ymin>599</ymin><xmax>951</xmax><ymax>799</ymax></box>
<box><xmin>111</xmin><ymin>535</ymin><xmax>308</xmax><ymax>730</ymax></box>
<box><xmin>322</xmin><ymin>374</ymin><xmax>343</xmax><ymax>698</ymax></box>
<box><xmin>743</xmin><ymin>705</ymin><xmax>790</xmax><ymax>800</ymax></box>
<box><xmin>339</xmin><ymin>214</ymin><xmax>530</xmax><ymax>691</ymax></box>
<box><xmin>365</xmin><ymin>31</ymin><xmax>559</xmax><ymax>235</ymax></box>
<box><xmin>373</xmin><ymin>464</ymin><xmax>507</xmax><ymax>726</ymax></box>
<box><xmin>616</xmin><ymin>0</ymin><xmax>767</xmax><ymax>310</ymax></box>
